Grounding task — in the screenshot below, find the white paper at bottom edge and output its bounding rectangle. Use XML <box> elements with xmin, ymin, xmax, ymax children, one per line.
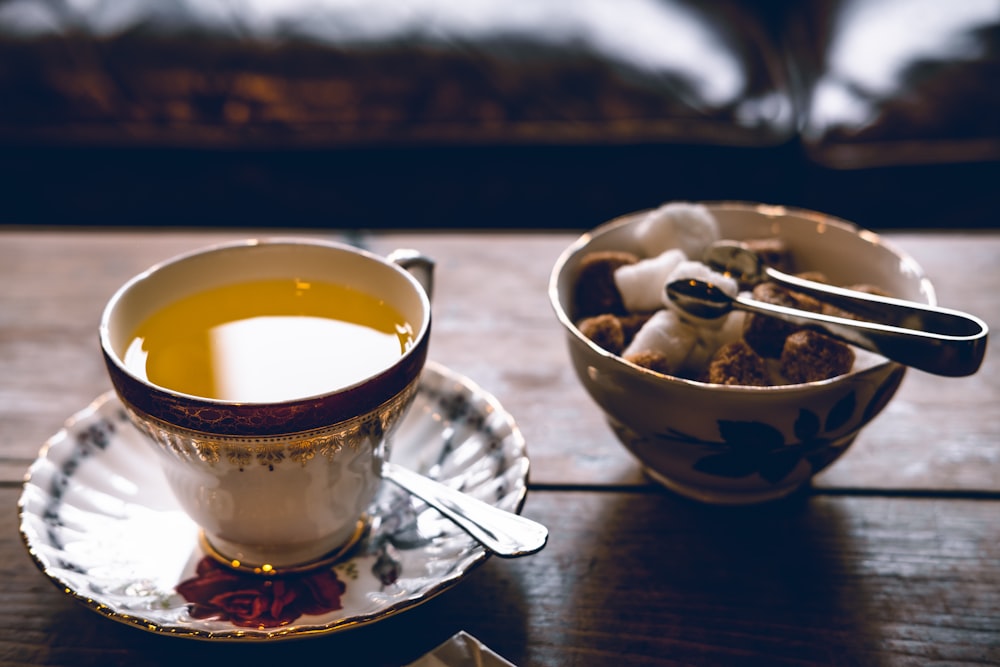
<box><xmin>406</xmin><ymin>631</ymin><xmax>517</xmax><ymax>667</ymax></box>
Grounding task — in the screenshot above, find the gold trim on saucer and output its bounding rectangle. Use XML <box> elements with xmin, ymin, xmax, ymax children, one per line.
<box><xmin>18</xmin><ymin>362</ymin><xmax>531</xmax><ymax>642</ymax></box>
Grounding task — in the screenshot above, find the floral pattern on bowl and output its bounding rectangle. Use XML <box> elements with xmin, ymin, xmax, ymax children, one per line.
<box><xmin>550</xmin><ymin>202</ymin><xmax>929</xmax><ymax>504</ymax></box>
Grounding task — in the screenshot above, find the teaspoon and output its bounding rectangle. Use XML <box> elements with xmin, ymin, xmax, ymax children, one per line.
<box><xmin>666</xmin><ymin>246</ymin><xmax>988</xmax><ymax>377</ymax></box>
<box><xmin>381</xmin><ymin>462</ymin><xmax>548</xmax><ymax>558</ymax></box>
<box><xmin>704</xmin><ymin>241</ymin><xmax>988</xmax><ymax>333</ymax></box>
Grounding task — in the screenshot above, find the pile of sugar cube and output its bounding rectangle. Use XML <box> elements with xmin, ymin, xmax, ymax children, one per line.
<box><xmin>573</xmin><ymin>202</ymin><xmax>878</xmax><ymax>385</ymax></box>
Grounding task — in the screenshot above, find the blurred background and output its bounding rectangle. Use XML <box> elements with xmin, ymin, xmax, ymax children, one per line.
<box><xmin>1</xmin><ymin>0</ymin><xmax>997</xmax><ymax>231</ymax></box>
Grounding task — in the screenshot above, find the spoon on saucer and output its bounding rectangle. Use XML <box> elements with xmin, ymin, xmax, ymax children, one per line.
<box><xmin>381</xmin><ymin>462</ymin><xmax>548</xmax><ymax>558</ymax></box>
<box><xmin>665</xmin><ymin>241</ymin><xmax>988</xmax><ymax>377</ymax></box>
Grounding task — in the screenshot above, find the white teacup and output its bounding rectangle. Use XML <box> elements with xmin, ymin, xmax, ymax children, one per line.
<box><xmin>99</xmin><ymin>238</ymin><xmax>433</xmax><ymax>573</ymax></box>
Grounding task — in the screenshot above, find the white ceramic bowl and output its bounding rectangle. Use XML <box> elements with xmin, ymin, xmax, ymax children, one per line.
<box><xmin>549</xmin><ymin>202</ymin><xmax>935</xmax><ymax>504</ymax></box>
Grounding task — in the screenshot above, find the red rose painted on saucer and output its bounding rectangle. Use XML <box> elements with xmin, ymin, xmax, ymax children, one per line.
<box><xmin>176</xmin><ymin>557</ymin><xmax>347</xmax><ymax>628</ymax></box>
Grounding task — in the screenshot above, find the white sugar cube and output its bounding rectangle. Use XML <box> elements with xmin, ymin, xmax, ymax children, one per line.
<box><xmin>684</xmin><ymin>338</ymin><xmax>717</xmax><ymax>377</ymax></box>
<box><xmin>662</xmin><ymin>261</ymin><xmax>740</xmax><ymax>329</ymax></box>
<box><xmin>633</xmin><ymin>201</ymin><xmax>720</xmax><ymax>260</ymax></box>
<box><xmin>712</xmin><ymin>309</ymin><xmax>747</xmax><ymax>348</ymax></box>
<box><xmin>623</xmin><ymin>309</ymin><xmax>699</xmax><ymax>374</ymax></box>
<box><xmin>683</xmin><ymin>310</ymin><xmax>746</xmax><ymax>376</ymax></box>
<box><xmin>613</xmin><ymin>248</ymin><xmax>687</xmax><ymax>313</ymax></box>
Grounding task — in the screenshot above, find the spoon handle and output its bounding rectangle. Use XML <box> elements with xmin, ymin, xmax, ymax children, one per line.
<box><xmin>382</xmin><ymin>462</ymin><xmax>549</xmax><ymax>558</ymax></box>
<box><xmin>765</xmin><ymin>266</ymin><xmax>982</xmax><ymax>337</ymax></box>
<box><xmin>734</xmin><ymin>293</ymin><xmax>987</xmax><ymax>377</ymax></box>
<box><xmin>702</xmin><ymin>240</ymin><xmax>988</xmax><ymax>376</ymax></box>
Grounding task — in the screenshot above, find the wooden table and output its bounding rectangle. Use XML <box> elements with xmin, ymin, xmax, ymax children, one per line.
<box><xmin>2</xmin><ymin>227</ymin><xmax>998</xmax><ymax>666</ymax></box>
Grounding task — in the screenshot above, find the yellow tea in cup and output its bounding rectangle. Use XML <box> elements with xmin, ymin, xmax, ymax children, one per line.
<box><xmin>123</xmin><ymin>278</ymin><xmax>415</xmax><ymax>402</ymax></box>
<box><xmin>102</xmin><ymin>239</ymin><xmax>433</xmax><ymax>570</ymax></box>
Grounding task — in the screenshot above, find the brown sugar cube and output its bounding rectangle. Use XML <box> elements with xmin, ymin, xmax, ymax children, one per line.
<box><xmin>743</xmin><ymin>237</ymin><xmax>795</xmax><ymax>273</ymax></box>
<box><xmin>846</xmin><ymin>283</ymin><xmax>891</xmax><ymax>297</ymax></box>
<box><xmin>780</xmin><ymin>330</ymin><xmax>856</xmax><ymax>383</ymax></box>
<box><xmin>820</xmin><ymin>283</ymin><xmax>893</xmax><ymax>320</ymax></box>
<box><xmin>624</xmin><ymin>350</ymin><xmax>675</xmax><ymax>376</ymax></box>
<box><xmin>619</xmin><ymin>312</ymin><xmax>653</xmax><ymax>346</ymax></box>
<box><xmin>742</xmin><ymin>282</ymin><xmax>825</xmax><ymax>358</ymax></box>
<box><xmin>821</xmin><ymin>303</ymin><xmax>856</xmax><ymax>320</ymax></box>
<box><xmin>795</xmin><ymin>271</ymin><xmax>830</xmax><ymax>284</ymax></box>
<box><xmin>706</xmin><ymin>341</ymin><xmax>769</xmax><ymax>386</ymax></box>
<box><xmin>573</xmin><ymin>251</ymin><xmax>639</xmax><ymax>318</ymax></box>
<box><xmin>788</xmin><ymin>272</ymin><xmax>858</xmax><ymax>320</ymax></box>
<box><xmin>577</xmin><ymin>314</ymin><xmax>626</xmax><ymax>355</ymax></box>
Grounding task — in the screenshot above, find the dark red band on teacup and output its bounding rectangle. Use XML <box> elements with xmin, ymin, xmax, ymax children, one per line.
<box><xmin>103</xmin><ymin>325</ymin><xmax>430</xmax><ymax>436</ymax></box>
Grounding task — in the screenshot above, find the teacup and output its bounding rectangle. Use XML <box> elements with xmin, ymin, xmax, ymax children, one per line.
<box><xmin>99</xmin><ymin>238</ymin><xmax>433</xmax><ymax>573</ymax></box>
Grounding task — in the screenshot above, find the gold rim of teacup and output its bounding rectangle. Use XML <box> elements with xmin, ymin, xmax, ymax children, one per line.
<box><xmin>120</xmin><ymin>379</ymin><xmax>419</xmax><ymax>468</ymax></box>
<box><xmin>99</xmin><ymin>238</ymin><xmax>432</xmax><ymax>437</ymax></box>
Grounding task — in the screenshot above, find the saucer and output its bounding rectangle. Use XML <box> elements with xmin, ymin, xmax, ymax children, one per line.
<box><xmin>18</xmin><ymin>361</ymin><xmax>531</xmax><ymax>641</ymax></box>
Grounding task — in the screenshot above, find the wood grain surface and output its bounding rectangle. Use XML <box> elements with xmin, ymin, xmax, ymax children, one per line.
<box><xmin>1</xmin><ymin>228</ymin><xmax>998</xmax><ymax>666</ymax></box>
<box><xmin>3</xmin><ymin>487</ymin><xmax>998</xmax><ymax>666</ymax></box>
<box><xmin>3</xmin><ymin>230</ymin><xmax>996</xmax><ymax>490</ymax></box>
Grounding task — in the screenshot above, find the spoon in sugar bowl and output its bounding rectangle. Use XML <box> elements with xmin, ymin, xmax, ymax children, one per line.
<box><xmin>664</xmin><ymin>241</ymin><xmax>988</xmax><ymax>377</ymax></box>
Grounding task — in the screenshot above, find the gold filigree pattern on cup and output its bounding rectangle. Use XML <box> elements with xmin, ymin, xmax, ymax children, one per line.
<box><xmin>124</xmin><ymin>379</ymin><xmax>418</xmax><ymax>469</ymax></box>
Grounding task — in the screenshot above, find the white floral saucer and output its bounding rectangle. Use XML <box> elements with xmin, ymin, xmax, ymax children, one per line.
<box><xmin>18</xmin><ymin>362</ymin><xmax>530</xmax><ymax>641</ymax></box>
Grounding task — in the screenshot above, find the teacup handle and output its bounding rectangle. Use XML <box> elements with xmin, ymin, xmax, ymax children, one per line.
<box><xmin>387</xmin><ymin>249</ymin><xmax>435</xmax><ymax>300</ymax></box>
